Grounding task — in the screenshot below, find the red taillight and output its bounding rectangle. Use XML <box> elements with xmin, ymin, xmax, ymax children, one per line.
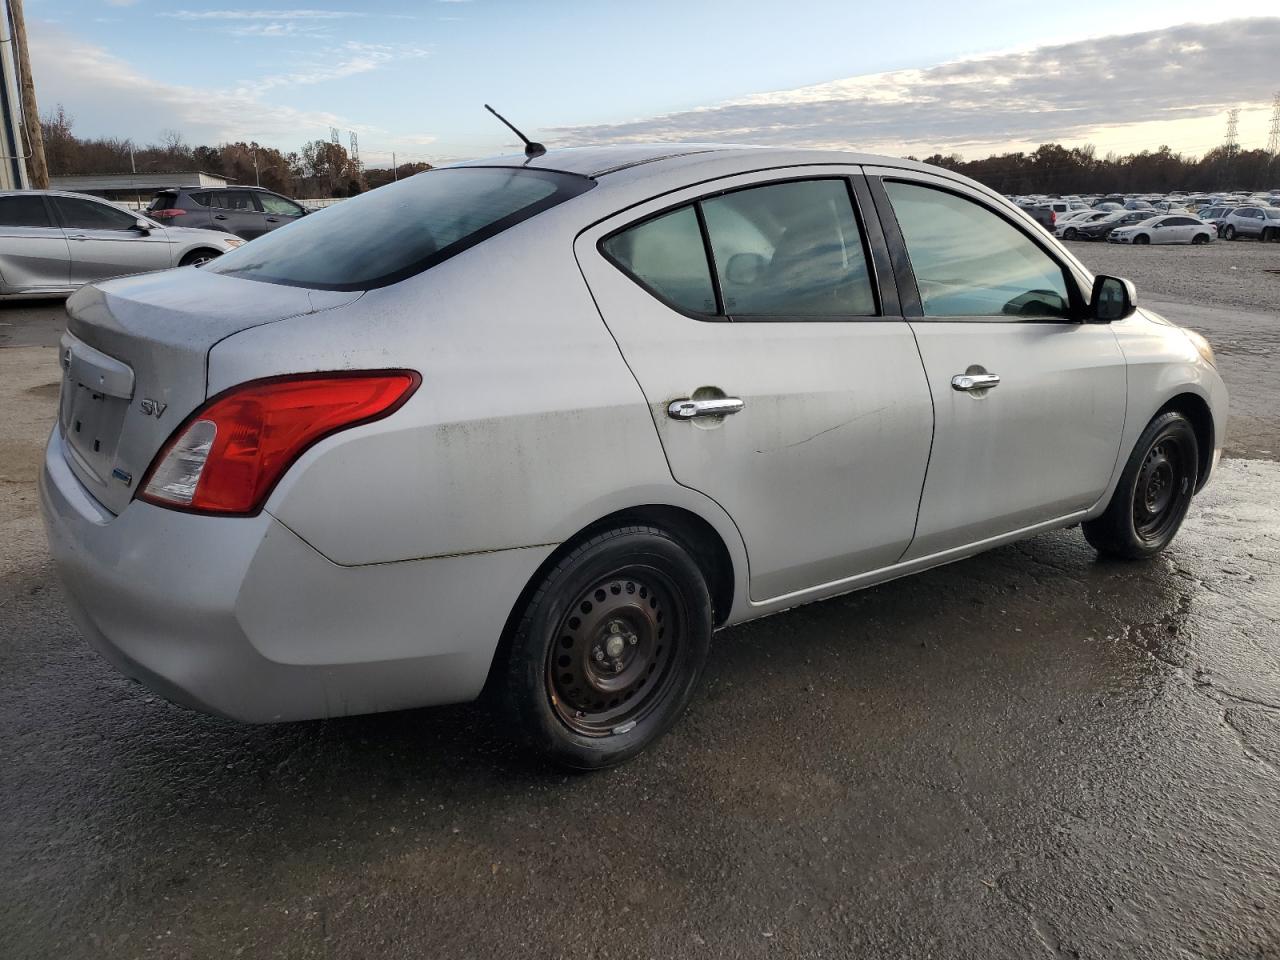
<box><xmin>148</xmin><ymin>208</ymin><xmax>186</xmax><ymax>218</ymax></box>
<box><xmin>1050</xmin><ymin>211</ymin><xmax>1057</xmax><ymax>225</ymax></box>
<box><xmin>139</xmin><ymin>371</ymin><xmax>420</xmax><ymax>516</ymax></box>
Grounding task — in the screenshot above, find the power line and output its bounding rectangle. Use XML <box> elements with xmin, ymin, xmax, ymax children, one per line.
<box><xmin>1268</xmin><ymin>92</ymin><xmax>1280</xmax><ymax>156</ymax></box>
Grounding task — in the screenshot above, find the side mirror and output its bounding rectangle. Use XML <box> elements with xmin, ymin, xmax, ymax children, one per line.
<box><xmin>725</xmin><ymin>252</ymin><xmax>766</xmax><ymax>286</ymax></box>
<box><xmin>133</xmin><ymin>218</ymin><xmax>153</xmax><ymax>233</ymax></box>
<box><xmin>1090</xmin><ymin>275</ymin><xmax>1137</xmax><ymax>323</ymax></box>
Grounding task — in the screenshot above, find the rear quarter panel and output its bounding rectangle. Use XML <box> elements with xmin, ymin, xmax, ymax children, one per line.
<box><xmin>206</xmin><ymin>209</ymin><xmax>747</xmax><ymax>583</ymax></box>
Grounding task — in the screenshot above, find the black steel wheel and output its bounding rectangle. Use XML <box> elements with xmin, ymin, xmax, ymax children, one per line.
<box><xmin>1083</xmin><ymin>411</ymin><xmax>1199</xmax><ymax>560</ymax></box>
<box><xmin>1063</xmin><ymin>227</ymin><xmax>1078</xmax><ymax>240</ymax></box>
<box><xmin>499</xmin><ymin>525</ymin><xmax>713</xmax><ymax>769</ymax></box>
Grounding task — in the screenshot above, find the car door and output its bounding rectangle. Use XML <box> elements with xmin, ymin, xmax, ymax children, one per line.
<box><xmin>0</xmin><ymin>194</ymin><xmax>69</xmax><ymax>293</ymax></box>
<box><xmin>864</xmin><ymin>169</ymin><xmax>1126</xmax><ymax>560</ymax></box>
<box><xmin>1167</xmin><ymin>216</ymin><xmax>1198</xmax><ymax>242</ymax></box>
<box><xmin>209</xmin><ymin>190</ymin><xmax>269</xmax><ymax>239</ymax></box>
<box><xmin>49</xmin><ymin>195</ymin><xmax>173</xmax><ymax>285</ymax></box>
<box><xmin>576</xmin><ymin>171</ymin><xmax>934</xmax><ymax>602</ymax></box>
<box><xmin>258</xmin><ymin>192</ymin><xmax>306</xmax><ymax>232</ymax></box>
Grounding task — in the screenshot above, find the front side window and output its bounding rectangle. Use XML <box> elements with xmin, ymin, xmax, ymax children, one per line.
<box><xmin>601</xmin><ymin>206</ymin><xmax>716</xmax><ymax>315</ymax></box>
<box><xmin>703</xmin><ymin>180</ymin><xmax>875</xmax><ymax>317</ymax></box>
<box><xmin>260</xmin><ymin>194</ymin><xmax>304</xmax><ymax>216</ymax></box>
<box><xmin>51</xmin><ymin>196</ymin><xmax>138</xmax><ymax>231</ymax></box>
<box><xmin>210</xmin><ymin>167</ymin><xmax>592</xmax><ymax>291</ymax></box>
<box><xmin>884</xmin><ymin>181</ymin><xmax>1072</xmax><ymax>319</ymax></box>
<box><xmin>0</xmin><ymin>195</ymin><xmax>51</xmax><ymax>227</ymax></box>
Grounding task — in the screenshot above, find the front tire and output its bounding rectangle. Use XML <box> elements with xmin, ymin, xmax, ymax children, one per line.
<box><xmin>1083</xmin><ymin>411</ymin><xmax>1199</xmax><ymax>560</ymax></box>
<box><xmin>180</xmin><ymin>249</ymin><xmax>220</xmax><ymax>267</ymax></box>
<box><xmin>1133</xmin><ymin>234</ymin><xmax>1150</xmax><ymax>245</ymax></box>
<box><xmin>1063</xmin><ymin>227</ymin><xmax>1078</xmax><ymax>240</ymax></box>
<box><xmin>500</xmin><ymin>525</ymin><xmax>713</xmax><ymax>769</ymax></box>
<box><xmin>1221</xmin><ymin>224</ymin><xmax>1236</xmax><ymax>240</ymax></box>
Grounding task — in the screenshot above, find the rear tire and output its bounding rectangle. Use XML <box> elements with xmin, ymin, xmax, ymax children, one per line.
<box><xmin>1063</xmin><ymin>227</ymin><xmax>1078</xmax><ymax>240</ymax></box>
<box><xmin>1083</xmin><ymin>411</ymin><xmax>1199</xmax><ymax>560</ymax></box>
<box><xmin>1191</xmin><ymin>233</ymin><xmax>1209</xmax><ymax>245</ymax></box>
<box><xmin>499</xmin><ymin>525</ymin><xmax>713</xmax><ymax>770</ymax></box>
<box><xmin>180</xmin><ymin>249</ymin><xmax>220</xmax><ymax>267</ymax></box>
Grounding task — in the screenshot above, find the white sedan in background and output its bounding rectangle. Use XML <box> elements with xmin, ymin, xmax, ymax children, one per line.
<box><xmin>1108</xmin><ymin>214</ymin><xmax>1216</xmax><ymax>245</ymax></box>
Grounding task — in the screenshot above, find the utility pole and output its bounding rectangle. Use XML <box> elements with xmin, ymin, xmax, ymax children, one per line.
<box><xmin>252</xmin><ymin>148</ymin><xmax>259</xmax><ymax>186</ymax></box>
<box><xmin>392</xmin><ymin>151</ymin><xmax>397</xmax><ymax>180</ymax></box>
<box><xmin>8</xmin><ymin>0</ymin><xmax>47</xmax><ymax>188</ymax></box>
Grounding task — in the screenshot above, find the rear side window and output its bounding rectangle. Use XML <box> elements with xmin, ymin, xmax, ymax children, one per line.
<box><xmin>884</xmin><ymin>181</ymin><xmax>1072</xmax><ymax>320</ymax></box>
<box><xmin>209</xmin><ymin>167</ymin><xmax>592</xmax><ymax>291</ymax></box>
<box><xmin>602</xmin><ymin>177</ymin><xmax>877</xmax><ymax>319</ymax></box>
<box><xmin>189</xmin><ymin>192</ymin><xmax>211</xmax><ymax>207</ymax></box>
<box><xmin>148</xmin><ymin>193</ymin><xmax>176</xmax><ymax>211</ymax></box>
<box><xmin>211</xmin><ymin>191</ymin><xmax>261</xmax><ymax>212</ymax></box>
<box><xmin>0</xmin><ymin>195</ymin><xmax>51</xmax><ymax>227</ymax></box>
<box><xmin>702</xmin><ymin>180</ymin><xmax>875</xmax><ymax>317</ymax></box>
<box><xmin>601</xmin><ymin>207</ymin><xmax>716</xmax><ymax>314</ymax></box>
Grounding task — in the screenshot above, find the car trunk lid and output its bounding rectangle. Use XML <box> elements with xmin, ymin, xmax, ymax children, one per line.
<box><xmin>58</xmin><ymin>268</ymin><xmax>361</xmax><ymax>515</ymax></box>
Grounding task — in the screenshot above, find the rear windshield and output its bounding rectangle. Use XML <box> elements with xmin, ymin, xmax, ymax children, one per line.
<box><xmin>207</xmin><ymin>167</ymin><xmax>594</xmax><ymax>291</ymax></box>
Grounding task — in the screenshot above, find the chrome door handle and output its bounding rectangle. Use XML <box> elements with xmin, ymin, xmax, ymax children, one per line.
<box><xmin>668</xmin><ymin>397</ymin><xmax>745</xmax><ymax>420</ymax></box>
<box><xmin>68</xmin><ymin>234</ymin><xmax>88</xmax><ymax>241</ymax></box>
<box><xmin>951</xmin><ymin>373</ymin><xmax>1001</xmax><ymax>392</ymax></box>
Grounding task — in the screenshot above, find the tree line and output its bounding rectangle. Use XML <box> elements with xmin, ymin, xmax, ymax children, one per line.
<box><xmin>39</xmin><ymin>107</ymin><xmax>1280</xmax><ymax>200</ymax></box>
<box><xmin>40</xmin><ymin>106</ymin><xmax>432</xmax><ymax>198</ymax></box>
<box><xmin>912</xmin><ymin>143</ymin><xmax>1280</xmax><ymax>196</ymax></box>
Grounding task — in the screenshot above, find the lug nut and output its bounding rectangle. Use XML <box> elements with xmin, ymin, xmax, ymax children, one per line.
<box><xmin>594</xmin><ymin>648</ymin><xmax>604</xmax><ymax>662</ymax></box>
<box><xmin>629</xmin><ymin>635</ymin><xmax>638</xmax><ymax>645</ymax></box>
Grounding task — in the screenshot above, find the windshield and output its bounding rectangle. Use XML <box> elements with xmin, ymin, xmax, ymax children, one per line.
<box><xmin>207</xmin><ymin>167</ymin><xmax>594</xmax><ymax>291</ymax></box>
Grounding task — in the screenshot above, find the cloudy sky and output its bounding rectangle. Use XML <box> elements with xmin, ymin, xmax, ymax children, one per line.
<box><xmin>25</xmin><ymin>1</ymin><xmax>1280</xmax><ymax>166</ymax></box>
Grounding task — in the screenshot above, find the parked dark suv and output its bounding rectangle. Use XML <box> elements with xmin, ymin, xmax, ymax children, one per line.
<box><xmin>147</xmin><ymin>186</ymin><xmax>307</xmax><ymax>240</ymax></box>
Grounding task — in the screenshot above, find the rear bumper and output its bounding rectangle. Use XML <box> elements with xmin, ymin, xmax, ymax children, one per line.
<box><xmin>40</xmin><ymin>425</ymin><xmax>553</xmax><ymax>722</ymax></box>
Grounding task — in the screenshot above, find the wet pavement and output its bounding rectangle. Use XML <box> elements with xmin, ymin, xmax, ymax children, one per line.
<box><xmin>2</xmin><ymin>266</ymin><xmax>1278</xmax><ymax>958</ymax></box>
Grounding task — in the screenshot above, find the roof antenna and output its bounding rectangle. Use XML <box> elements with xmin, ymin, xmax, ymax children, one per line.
<box><xmin>484</xmin><ymin>104</ymin><xmax>546</xmax><ymax>158</ymax></box>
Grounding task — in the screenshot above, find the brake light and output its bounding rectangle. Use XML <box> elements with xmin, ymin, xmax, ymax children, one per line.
<box><xmin>139</xmin><ymin>371</ymin><xmax>420</xmax><ymax>515</ymax></box>
<box><xmin>148</xmin><ymin>208</ymin><xmax>186</xmax><ymax>218</ymax></box>
<box><xmin>1050</xmin><ymin>211</ymin><xmax>1057</xmax><ymax>225</ymax></box>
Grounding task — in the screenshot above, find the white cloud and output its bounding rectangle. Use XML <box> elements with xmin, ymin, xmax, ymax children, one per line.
<box><xmin>164</xmin><ymin>9</ymin><xmax>364</xmax><ymax>21</ymax></box>
<box><xmin>29</xmin><ymin>23</ymin><xmax>360</xmax><ymax>146</ymax></box>
<box><xmin>550</xmin><ymin>17</ymin><xmax>1280</xmax><ymax>159</ymax></box>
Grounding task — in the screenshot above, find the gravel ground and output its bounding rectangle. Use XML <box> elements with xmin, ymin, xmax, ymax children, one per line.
<box><xmin>1065</xmin><ymin>237</ymin><xmax>1280</xmax><ymax>313</ymax></box>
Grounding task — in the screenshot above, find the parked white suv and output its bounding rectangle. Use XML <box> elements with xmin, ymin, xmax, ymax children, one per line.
<box><xmin>41</xmin><ymin>145</ymin><xmax>1228</xmax><ymax>768</ymax></box>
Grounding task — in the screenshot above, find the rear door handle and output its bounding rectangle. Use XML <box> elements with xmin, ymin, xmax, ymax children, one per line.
<box><xmin>214</xmin><ymin>214</ymin><xmax>228</xmax><ymax>220</ymax></box>
<box><xmin>951</xmin><ymin>373</ymin><xmax>1001</xmax><ymax>392</ymax></box>
<box><xmin>668</xmin><ymin>397</ymin><xmax>745</xmax><ymax>420</ymax></box>
<box><xmin>265</xmin><ymin>217</ymin><xmax>279</xmax><ymax>222</ymax></box>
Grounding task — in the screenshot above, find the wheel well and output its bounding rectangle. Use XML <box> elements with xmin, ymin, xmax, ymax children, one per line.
<box><xmin>481</xmin><ymin>505</ymin><xmax>737</xmax><ymax>701</ymax></box>
<box><xmin>1158</xmin><ymin>393</ymin><xmax>1214</xmax><ymax>492</ymax></box>
<box><xmin>181</xmin><ymin>248</ymin><xmax>221</xmax><ymax>265</ymax></box>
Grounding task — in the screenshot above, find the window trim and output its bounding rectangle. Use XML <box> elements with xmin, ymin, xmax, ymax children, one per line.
<box><xmin>596</xmin><ymin>174</ymin><xmax>884</xmax><ymax>324</ymax></box>
<box><xmin>871</xmin><ymin>175</ymin><xmax>1089</xmax><ymax>324</ymax></box>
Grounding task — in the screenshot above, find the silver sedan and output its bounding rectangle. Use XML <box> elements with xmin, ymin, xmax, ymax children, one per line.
<box><xmin>39</xmin><ymin>146</ymin><xmax>1228</xmax><ymax>768</ymax></box>
<box><xmin>0</xmin><ymin>190</ymin><xmax>244</xmax><ymax>298</ymax></box>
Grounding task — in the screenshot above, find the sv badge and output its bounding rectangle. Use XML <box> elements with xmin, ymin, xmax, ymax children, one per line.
<box><xmin>139</xmin><ymin>398</ymin><xmax>168</xmax><ymax>419</ymax></box>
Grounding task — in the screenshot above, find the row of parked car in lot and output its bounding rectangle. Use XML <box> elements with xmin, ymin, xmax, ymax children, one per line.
<box><xmin>1016</xmin><ymin>190</ymin><xmax>1280</xmax><ymax>245</ymax></box>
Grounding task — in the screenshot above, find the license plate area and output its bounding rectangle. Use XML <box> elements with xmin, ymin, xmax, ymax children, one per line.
<box><xmin>58</xmin><ymin>333</ymin><xmax>135</xmax><ymax>488</ymax></box>
<box><xmin>61</xmin><ymin>382</ymin><xmax>129</xmax><ymax>484</ymax></box>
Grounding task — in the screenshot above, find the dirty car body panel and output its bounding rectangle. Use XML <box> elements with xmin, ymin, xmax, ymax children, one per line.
<box><xmin>40</xmin><ymin>145</ymin><xmax>1227</xmax><ymax>729</ymax></box>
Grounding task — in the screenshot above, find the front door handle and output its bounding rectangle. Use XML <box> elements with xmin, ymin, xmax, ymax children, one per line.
<box><xmin>214</xmin><ymin>214</ymin><xmax>228</xmax><ymax>220</ymax></box>
<box><xmin>951</xmin><ymin>373</ymin><xmax>1001</xmax><ymax>392</ymax></box>
<box><xmin>668</xmin><ymin>397</ymin><xmax>745</xmax><ymax>420</ymax></box>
